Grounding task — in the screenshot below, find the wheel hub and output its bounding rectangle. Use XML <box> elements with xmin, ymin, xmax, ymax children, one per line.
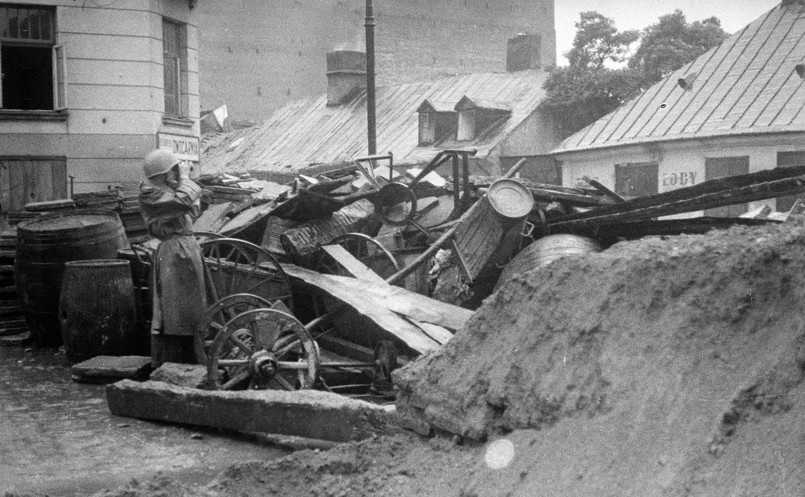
<box><xmin>249</xmin><ymin>350</ymin><xmax>277</xmax><ymax>379</ymax></box>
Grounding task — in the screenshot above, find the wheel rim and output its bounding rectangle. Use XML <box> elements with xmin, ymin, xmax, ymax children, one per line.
<box><xmin>206</xmin><ymin>309</ymin><xmax>320</xmax><ymax>390</ymax></box>
<box><xmin>200</xmin><ymin>238</ymin><xmax>294</xmax><ymax>311</ymax></box>
<box><xmin>194</xmin><ymin>293</ymin><xmax>273</xmax><ymax>365</ymax></box>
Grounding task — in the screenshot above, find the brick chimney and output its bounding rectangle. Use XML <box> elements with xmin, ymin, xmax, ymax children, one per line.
<box><xmin>506</xmin><ymin>34</ymin><xmax>541</xmax><ymax>72</ymax></box>
<box><xmin>326</xmin><ymin>50</ymin><xmax>367</xmax><ymax>106</ymax></box>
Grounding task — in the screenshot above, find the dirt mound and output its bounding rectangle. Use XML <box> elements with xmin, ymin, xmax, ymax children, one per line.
<box><xmin>98</xmin><ymin>223</ymin><xmax>805</xmax><ymax>496</ymax></box>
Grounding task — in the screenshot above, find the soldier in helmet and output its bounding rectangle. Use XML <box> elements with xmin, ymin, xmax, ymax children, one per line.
<box><xmin>138</xmin><ymin>149</ymin><xmax>206</xmax><ymax>366</ymax></box>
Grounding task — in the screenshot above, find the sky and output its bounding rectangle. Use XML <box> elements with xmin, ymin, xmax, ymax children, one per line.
<box><xmin>554</xmin><ymin>0</ymin><xmax>782</xmax><ymax>66</ymax></box>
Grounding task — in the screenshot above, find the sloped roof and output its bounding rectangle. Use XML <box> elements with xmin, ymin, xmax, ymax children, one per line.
<box><xmin>201</xmin><ymin>70</ymin><xmax>549</xmax><ymax>175</ymax></box>
<box><xmin>554</xmin><ymin>2</ymin><xmax>805</xmax><ymax>155</ymax></box>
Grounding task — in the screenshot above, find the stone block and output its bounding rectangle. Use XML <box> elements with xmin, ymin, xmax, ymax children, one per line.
<box><xmin>71</xmin><ymin>355</ymin><xmax>152</xmax><ymax>383</ymax></box>
<box><xmin>106</xmin><ymin>380</ymin><xmax>395</xmax><ymax>443</ymax></box>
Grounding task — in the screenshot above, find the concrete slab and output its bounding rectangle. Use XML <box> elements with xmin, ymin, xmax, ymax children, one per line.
<box><xmin>71</xmin><ymin>355</ymin><xmax>152</xmax><ymax>383</ymax></box>
<box><xmin>107</xmin><ymin>380</ymin><xmax>396</xmax><ymax>443</ymax></box>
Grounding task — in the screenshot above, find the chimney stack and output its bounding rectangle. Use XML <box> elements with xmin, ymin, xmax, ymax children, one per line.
<box><xmin>326</xmin><ymin>50</ymin><xmax>367</xmax><ymax>106</ymax></box>
<box><xmin>506</xmin><ymin>34</ymin><xmax>541</xmax><ymax>72</ymax></box>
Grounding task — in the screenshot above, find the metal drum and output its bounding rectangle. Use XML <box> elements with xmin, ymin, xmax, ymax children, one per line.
<box><xmin>15</xmin><ymin>209</ymin><xmax>128</xmax><ymax>347</ymax></box>
<box><xmin>59</xmin><ymin>259</ymin><xmax>141</xmax><ymax>364</ymax></box>
<box><xmin>496</xmin><ymin>234</ymin><xmax>602</xmax><ymax>288</ymax></box>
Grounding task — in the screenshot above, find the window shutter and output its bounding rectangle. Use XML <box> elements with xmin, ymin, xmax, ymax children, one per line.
<box><xmin>52</xmin><ymin>43</ymin><xmax>67</xmax><ymax>110</ymax></box>
<box><xmin>0</xmin><ymin>40</ymin><xmax>3</xmax><ymax>107</ymax></box>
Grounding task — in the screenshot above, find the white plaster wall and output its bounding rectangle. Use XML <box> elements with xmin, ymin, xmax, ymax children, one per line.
<box><xmin>558</xmin><ymin>133</ymin><xmax>805</xmax><ymax>217</ymax></box>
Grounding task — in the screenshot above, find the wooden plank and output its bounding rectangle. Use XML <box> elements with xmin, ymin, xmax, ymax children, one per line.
<box><xmin>281</xmin><ymin>264</ymin><xmax>451</xmax><ymax>354</ymax></box>
<box><xmin>321</xmin><ymin>245</ymin><xmax>386</xmax><ymax>284</ymax></box>
<box><xmin>283</xmin><ymin>263</ymin><xmax>472</xmax><ymax>332</ymax></box>
<box><xmin>551</xmin><ymin>165</ymin><xmax>805</xmax><ymax>225</ymax></box>
<box><xmin>549</xmin><ymin>176</ymin><xmax>805</xmax><ymax>230</ymax></box>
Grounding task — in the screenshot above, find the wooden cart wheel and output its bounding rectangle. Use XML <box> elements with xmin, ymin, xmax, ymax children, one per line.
<box><xmin>194</xmin><ymin>293</ymin><xmax>273</xmax><ymax>365</ymax></box>
<box><xmin>206</xmin><ymin>309</ymin><xmax>320</xmax><ymax>391</ymax></box>
<box><xmin>200</xmin><ymin>238</ymin><xmax>294</xmax><ymax>311</ymax></box>
<box><xmin>315</xmin><ymin>232</ymin><xmax>400</xmax><ymax>280</ymax></box>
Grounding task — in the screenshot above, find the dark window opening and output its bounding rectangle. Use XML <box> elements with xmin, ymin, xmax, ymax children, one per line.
<box><xmin>1</xmin><ymin>5</ymin><xmax>57</xmax><ymax>111</ymax></box>
<box><xmin>162</xmin><ymin>18</ymin><xmax>186</xmax><ymax>117</ymax></box>
<box><xmin>776</xmin><ymin>151</ymin><xmax>805</xmax><ymax>212</ymax></box>
<box><xmin>2</xmin><ymin>44</ymin><xmax>52</xmax><ymax>109</ymax></box>
<box><xmin>615</xmin><ymin>162</ymin><xmax>658</xmax><ymax>199</ymax></box>
<box><xmin>705</xmin><ymin>156</ymin><xmax>749</xmax><ymax>217</ymax></box>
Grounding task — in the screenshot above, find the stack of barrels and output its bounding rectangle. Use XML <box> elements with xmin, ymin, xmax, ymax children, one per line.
<box><xmin>0</xmin><ymin>228</ymin><xmax>27</xmax><ymax>340</ymax></box>
<box><xmin>15</xmin><ymin>210</ymin><xmax>143</xmax><ymax>363</ymax></box>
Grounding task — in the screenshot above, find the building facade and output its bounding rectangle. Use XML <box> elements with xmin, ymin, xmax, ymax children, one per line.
<box><xmin>201</xmin><ymin>36</ymin><xmax>562</xmax><ymax>182</ymax></box>
<box><xmin>195</xmin><ymin>0</ymin><xmax>556</xmax><ymax>123</ymax></box>
<box><xmin>553</xmin><ymin>2</ymin><xmax>805</xmax><ymax>217</ymax></box>
<box><xmin>1</xmin><ymin>0</ymin><xmax>200</xmax><ymax>225</ymax></box>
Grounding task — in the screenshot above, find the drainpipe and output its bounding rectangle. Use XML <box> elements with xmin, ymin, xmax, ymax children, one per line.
<box><xmin>365</xmin><ymin>0</ymin><xmax>377</xmax><ymax>155</ymax></box>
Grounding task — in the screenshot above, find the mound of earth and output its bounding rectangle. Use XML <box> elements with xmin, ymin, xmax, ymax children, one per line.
<box><xmin>98</xmin><ymin>223</ymin><xmax>805</xmax><ymax>496</ymax></box>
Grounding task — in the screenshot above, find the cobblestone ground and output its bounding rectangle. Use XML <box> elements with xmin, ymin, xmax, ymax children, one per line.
<box><xmin>0</xmin><ymin>345</ymin><xmax>287</xmax><ymax>497</ymax></box>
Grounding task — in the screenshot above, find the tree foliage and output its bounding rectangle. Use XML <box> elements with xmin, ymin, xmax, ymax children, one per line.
<box><xmin>629</xmin><ymin>10</ymin><xmax>728</xmax><ymax>84</ymax></box>
<box><xmin>540</xmin><ymin>10</ymin><xmax>728</xmax><ymax>136</ymax></box>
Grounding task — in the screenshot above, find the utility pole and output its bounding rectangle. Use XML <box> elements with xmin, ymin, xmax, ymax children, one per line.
<box><xmin>365</xmin><ymin>0</ymin><xmax>377</xmax><ymax>155</ymax></box>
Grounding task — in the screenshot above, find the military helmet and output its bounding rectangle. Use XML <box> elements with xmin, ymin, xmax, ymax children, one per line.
<box><xmin>143</xmin><ymin>149</ymin><xmax>180</xmax><ymax>178</ymax></box>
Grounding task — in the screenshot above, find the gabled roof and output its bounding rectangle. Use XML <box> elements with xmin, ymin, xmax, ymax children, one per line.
<box><xmin>455</xmin><ymin>96</ymin><xmax>512</xmax><ymax>112</ymax></box>
<box><xmin>554</xmin><ymin>2</ymin><xmax>805</xmax><ymax>155</ymax></box>
<box><xmin>417</xmin><ymin>99</ymin><xmax>455</xmax><ymax>113</ymax></box>
<box><xmin>201</xmin><ymin>70</ymin><xmax>549</xmax><ymax>175</ymax></box>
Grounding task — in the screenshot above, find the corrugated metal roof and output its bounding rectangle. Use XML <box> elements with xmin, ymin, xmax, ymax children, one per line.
<box><xmin>554</xmin><ymin>2</ymin><xmax>805</xmax><ymax>155</ymax></box>
<box><xmin>202</xmin><ymin>70</ymin><xmax>549</xmax><ymax>175</ymax></box>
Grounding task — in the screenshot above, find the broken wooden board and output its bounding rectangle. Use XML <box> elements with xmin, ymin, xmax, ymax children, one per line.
<box><xmin>106</xmin><ymin>379</ymin><xmax>394</xmax><ymax>443</ymax></box>
<box><xmin>282</xmin><ymin>263</ymin><xmax>472</xmax><ymax>335</ymax></box>
<box><xmin>549</xmin><ymin>164</ymin><xmax>805</xmax><ymax>226</ymax></box>
<box><xmin>321</xmin><ymin>244</ymin><xmax>386</xmax><ymax>284</ymax></box>
<box><xmin>549</xmin><ymin>175</ymin><xmax>805</xmax><ymax>230</ymax></box>
<box><xmin>192</xmin><ymin>201</ymin><xmax>235</xmax><ymax>233</ymax></box>
<box><xmin>218</xmin><ymin>201</ymin><xmax>277</xmax><ymax>237</ymax></box>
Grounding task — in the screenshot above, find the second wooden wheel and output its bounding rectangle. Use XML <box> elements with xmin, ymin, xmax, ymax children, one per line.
<box><xmin>206</xmin><ymin>308</ymin><xmax>320</xmax><ymax>391</ymax></box>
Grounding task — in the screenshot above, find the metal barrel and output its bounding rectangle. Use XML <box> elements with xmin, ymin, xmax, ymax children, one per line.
<box><xmin>58</xmin><ymin>259</ymin><xmax>141</xmax><ymax>364</ymax></box>
<box><xmin>496</xmin><ymin>234</ymin><xmax>602</xmax><ymax>288</ymax></box>
<box><xmin>15</xmin><ymin>209</ymin><xmax>128</xmax><ymax>347</ymax></box>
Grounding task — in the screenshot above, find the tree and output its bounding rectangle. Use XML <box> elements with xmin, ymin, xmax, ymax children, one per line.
<box><xmin>566</xmin><ymin>11</ymin><xmax>639</xmax><ymax>69</ymax></box>
<box><xmin>629</xmin><ymin>10</ymin><xmax>728</xmax><ymax>84</ymax></box>
<box><xmin>540</xmin><ymin>12</ymin><xmax>641</xmax><ymax>134</ymax></box>
<box><xmin>540</xmin><ymin>10</ymin><xmax>728</xmax><ymax>136</ymax></box>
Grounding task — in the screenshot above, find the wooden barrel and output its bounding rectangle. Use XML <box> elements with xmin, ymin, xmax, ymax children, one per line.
<box><xmin>496</xmin><ymin>234</ymin><xmax>602</xmax><ymax>289</ymax></box>
<box><xmin>59</xmin><ymin>259</ymin><xmax>141</xmax><ymax>363</ymax></box>
<box><xmin>15</xmin><ymin>210</ymin><xmax>128</xmax><ymax>347</ymax></box>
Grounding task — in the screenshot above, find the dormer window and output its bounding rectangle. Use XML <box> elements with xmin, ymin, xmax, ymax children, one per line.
<box><xmin>417</xmin><ymin>99</ymin><xmax>456</xmax><ymax>146</ymax></box>
<box><xmin>455</xmin><ymin>96</ymin><xmax>511</xmax><ymax>141</ymax></box>
<box><xmin>457</xmin><ymin>109</ymin><xmax>476</xmax><ymax>141</ymax></box>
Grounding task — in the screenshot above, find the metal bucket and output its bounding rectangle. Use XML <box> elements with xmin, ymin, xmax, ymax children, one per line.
<box><xmin>487</xmin><ymin>179</ymin><xmax>534</xmax><ymax>219</ymax></box>
<box><xmin>496</xmin><ymin>234</ymin><xmax>602</xmax><ymax>288</ymax></box>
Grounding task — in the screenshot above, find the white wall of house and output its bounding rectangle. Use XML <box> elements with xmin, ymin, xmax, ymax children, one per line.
<box><xmin>556</xmin><ymin>133</ymin><xmax>805</xmax><ymax>217</ymax></box>
<box><xmin>0</xmin><ymin>0</ymin><xmax>199</xmax><ymax>219</ymax></box>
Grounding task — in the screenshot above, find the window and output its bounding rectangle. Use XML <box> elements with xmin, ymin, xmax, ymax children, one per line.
<box><xmin>776</xmin><ymin>151</ymin><xmax>805</xmax><ymax>212</ymax></box>
<box><xmin>615</xmin><ymin>162</ymin><xmax>658</xmax><ymax>199</ymax></box>
<box><xmin>704</xmin><ymin>156</ymin><xmax>749</xmax><ymax>217</ymax></box>
<box><xmin>457</xmin><ymin>109</ymin><xmax>475</xmax><ymax>141</ymax></box>
<box><xmin>162</xmin><ymin>18</ymin><xmax>187</xmax><ymax>118</ymax></box>
<box><xmin>419</xmin><ymin>112</ymin><xmax>435</xmax><ymax>145</ymax></box>
<box><xmin>0</xmin><ymin>5</ymin><xmax>65</xmax><ymax>111</ymax></box>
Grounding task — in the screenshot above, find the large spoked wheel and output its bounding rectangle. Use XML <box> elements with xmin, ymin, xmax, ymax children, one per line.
<box><xmin>206</xmin><ymin>309</ymin><xmax>320</xmax><ymax>391</ymax></box>
<box><xmin>194</xmin><ymin>293</ymin><xmax>273</xmax><ymax>365</ymax></box>
<box><xmin>200</xmin><ymin>238</ymin><xmax>294</xmax><ymax>311</ymax></box>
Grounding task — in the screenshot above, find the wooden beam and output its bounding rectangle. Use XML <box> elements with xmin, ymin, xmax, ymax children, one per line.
<box><xmin>549</xmin><ymin>176</ymin><xmax>805</xmax><ymax>230</ymax></box>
